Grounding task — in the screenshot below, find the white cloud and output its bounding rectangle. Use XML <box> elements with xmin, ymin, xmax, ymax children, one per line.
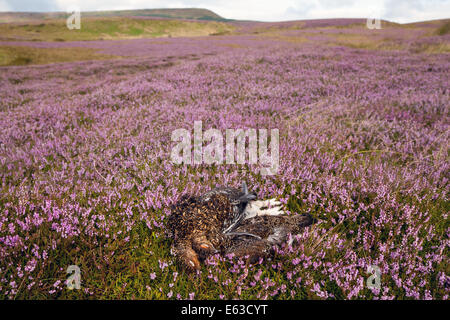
<box><xmin>1</xmin><ymin>0</ymin><xmax>449</xmax><ymax>23</ymax></box>
<box><xmin>383</xmin><ymin>0</ymin><xmax>450</xmax><ymax>23</ymax></box>
<box><xmin>0</xmin><ymin>0</ymin><xmax>12</xmax><ymax>11</ymax></box>
<box><xmin>284</xmin><ymin>0</ymin><xmax>385</xmax><ymax>21</ymax></box>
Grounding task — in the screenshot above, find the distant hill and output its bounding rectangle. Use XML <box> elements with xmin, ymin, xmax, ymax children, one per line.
<box><xmin>0</xmin><ymin>17</ymin><xmax>234</xmax><ymax>42</ymax></box>
<box><xmin>0</xmin><ymin>8</ymin><xmax>228</xmax><ymax>23</ymax></box>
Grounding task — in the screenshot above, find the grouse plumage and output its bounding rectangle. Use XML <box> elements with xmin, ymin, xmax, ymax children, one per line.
<box><xmin>224</xmin><ymin>214</ymin><xmax>315</xmax><ymax>264</ymax></box>
<box><xmin>167</xmin><ymin>182</ymin><xmax>314</xmax><ymax>272</ymax></box>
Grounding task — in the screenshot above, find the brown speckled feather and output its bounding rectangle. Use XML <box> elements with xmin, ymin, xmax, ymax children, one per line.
<box><xmin>168</xmin><ymin>193</ymin><xmax>234</xmax><ymax>271</ymax></box>
<box><xmin>168</xmin><ymin>188</ymin><xmax>314</xmax><ymax>272</ymax></box>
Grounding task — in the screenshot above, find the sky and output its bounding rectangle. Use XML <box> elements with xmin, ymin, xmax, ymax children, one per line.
<box><xmin>0</xmin><ymin>0</ymin><xmax>449</xmax><ymax>23</ymax></box>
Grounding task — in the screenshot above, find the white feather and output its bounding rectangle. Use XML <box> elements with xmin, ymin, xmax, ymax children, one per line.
<box><xmin>243</xmin><ymin>198</ymin><xmax>285</xmax><ymax>220</ymax></box>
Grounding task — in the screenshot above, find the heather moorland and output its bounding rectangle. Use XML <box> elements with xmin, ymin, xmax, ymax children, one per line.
<box><xmin>0</xmin><ymin>11</ymin><xmax>448</xmax><ymax>299</ymax></box>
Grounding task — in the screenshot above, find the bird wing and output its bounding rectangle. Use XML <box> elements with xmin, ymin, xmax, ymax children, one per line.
<box><xmin>198</xmin><ymin>182</ymin><xmax>257</xmax><ymax>234</ymax></box>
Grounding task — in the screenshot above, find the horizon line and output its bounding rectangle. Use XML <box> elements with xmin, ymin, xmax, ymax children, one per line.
<box><xmin>0</xmin><ymin>7</ymin><xmax>449</xmax><ymax>25</ymax></box>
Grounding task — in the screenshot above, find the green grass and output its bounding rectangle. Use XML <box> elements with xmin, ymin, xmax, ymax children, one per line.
<box><xmin>436</xmin><ymin>21</ymin><xmax>450</xmax><ymax>35</ymax></box>
<box><xmin>0</xmin><ymin>17</ymin><xmax>235</xmax><ymax>42</ymax></box>
<box><xmin>0</xmin><ymin>8</ymin><xmax>226</xmax><ymax>23</ymax></box>
<box><xmin>0</xmin><ymin>45</ymin><xmax>118</xmax><ymax>66</ymax></box>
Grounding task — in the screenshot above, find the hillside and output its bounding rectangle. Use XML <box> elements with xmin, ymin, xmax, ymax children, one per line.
<box><xmin>0</xmin><ymin>16</ymin><xmax>234</xmax><ymax>42</ymax></box>
<box><xmin>0</xmin><ymin>8</ymin><xmax>227</xmax><ymax>23</ymax></box>
<box><xmin>0</xmin><ymin>10</ymin><xmax>448</xmax><ymax>66</ymax></box>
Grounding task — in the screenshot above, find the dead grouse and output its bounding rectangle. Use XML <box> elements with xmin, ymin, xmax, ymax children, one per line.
<box><xmin>167</xmin><ymin>182</ymin><xmax>314</xmax><ymax>272</ymax></box>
